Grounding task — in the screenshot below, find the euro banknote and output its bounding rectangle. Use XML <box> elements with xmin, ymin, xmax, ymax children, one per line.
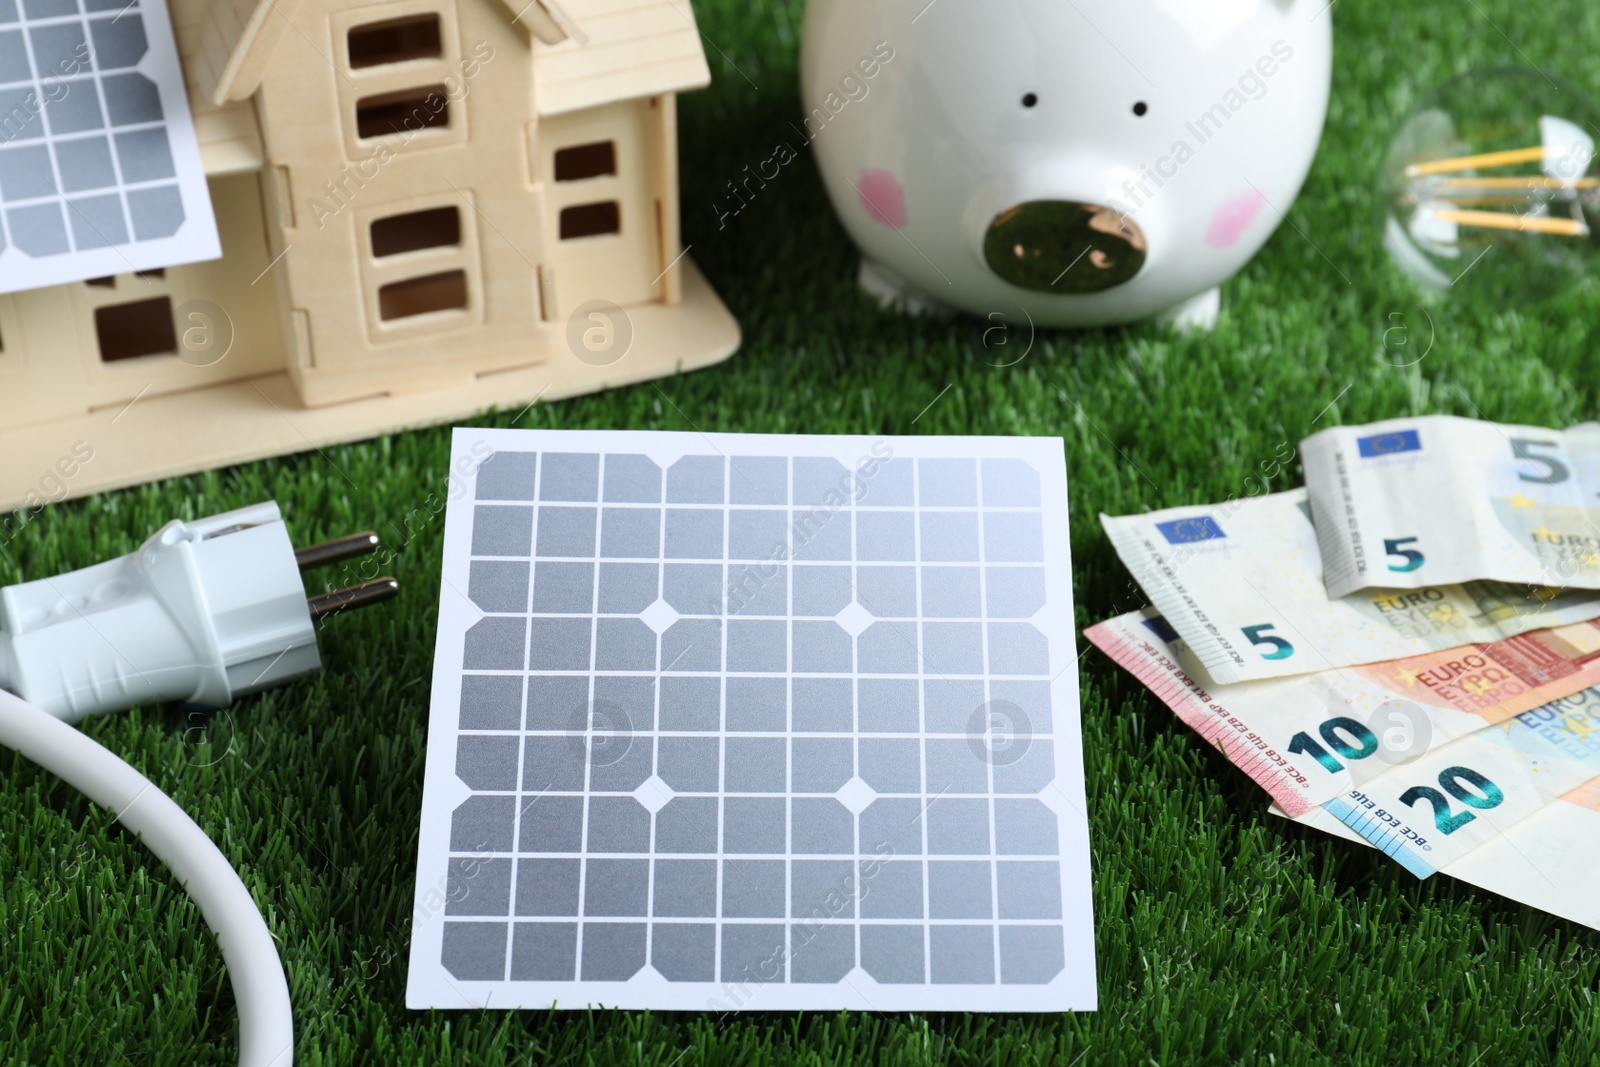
<box><xmin>1302</xmin><ymin>415</ymin><xmax>1600</xmax><ymax>599</ymax></box>
<box><xmin>1083</xmin><ymin>608</ymin><xmax>1600</xmax><ymax>816</ymax></box>
<box><xmin>1323</xmin><ymin>686</ymin><xmax>1600</xmax><ymax>877</ymax></box>
<box><xmin>1100</xmin><ymin>488</ymin><xmax>1600</xmax><ymax>684</ymax></box>
<box><xmin>1269</xmin><ymin>782</ymin><xmax>1600</xmax><ymax>931</ymax></box>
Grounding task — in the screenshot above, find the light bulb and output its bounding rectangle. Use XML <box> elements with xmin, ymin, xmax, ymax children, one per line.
<box><xmin>1381</xmin><ymin>66</ymin><xmax>1600</xmax><ymax>303</ymax></box>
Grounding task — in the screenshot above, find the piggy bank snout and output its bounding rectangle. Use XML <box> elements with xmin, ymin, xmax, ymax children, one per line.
<box><xmin>982</xmin><ymin>200</ymin><xmax>1147</xmax><ymax>294</ymax></box>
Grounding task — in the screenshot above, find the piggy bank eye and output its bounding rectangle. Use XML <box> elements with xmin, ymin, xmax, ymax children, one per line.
<box><xmin>1133</xmin><ymin>101</ymin><xmax>1149</xmax><ymax>117</ymax></box>
<box><xmin>1021</xmin><ymin>93</ymin><xmax>1038</xmax><ymax>108</ymax></box>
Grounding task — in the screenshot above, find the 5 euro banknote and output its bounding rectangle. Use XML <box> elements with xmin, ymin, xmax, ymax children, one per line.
<box><xmin>1084</xmin><ymin>608</ymin><xmax>1600</xmax><ymax>817</ymax></box>
<box><xmin>1100</xmin><ymin>488</ymin><xmax>1600</xmax><ymax>684</ymax></box>
<box><xmin>1302</xmin><ymin>415</ymin><xmax>1600</xmax><ymax>598</ymax></box>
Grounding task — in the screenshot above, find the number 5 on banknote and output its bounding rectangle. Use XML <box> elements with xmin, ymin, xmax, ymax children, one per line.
<box><xmin>1241</xmin><ymin>623</ymin><xmax>1294</xmax><ymax>660</ymax></box>
<box><xmin>1383</xmin><ymin>537</ymin><xmax>1424</xmax><ymax>572</ymax></box>
<box><xmin>1510</xmin><ymin>438</ymin><xmax>1570</xmax><ymax>484</ymax></box>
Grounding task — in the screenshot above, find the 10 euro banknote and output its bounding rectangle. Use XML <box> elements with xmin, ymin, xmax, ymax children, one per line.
<box><xmin>1303</xmin><ymin>415</ymin><xmax>1600</xmax><ymax>598</ymax></box>
<box><xmin>1083</xmin><ymin>608</ymin><xmax>1600</xmax><ymax>816</ymax></box>
<box><xmin>1100</xmin><ymin>488</ymin><xmax>1600</xmax><ymax>684</ymax></box>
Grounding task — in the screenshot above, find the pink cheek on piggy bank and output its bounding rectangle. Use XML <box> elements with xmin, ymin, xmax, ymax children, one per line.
<box><xmin>1204</xmin><ymin>189</ymin><xmax>1267</xmax><ymax>249</ymax></box>
<box><xmin>857</xmin><ymin>168</ymin><xmax>909</xmax><ymax>229</ymax></box>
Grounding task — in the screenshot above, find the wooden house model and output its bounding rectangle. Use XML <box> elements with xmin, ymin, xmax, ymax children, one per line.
<box><xmin>0</xmin><ymin>0</ymin><xmax>738</xmax><ymax>511</ymax></box>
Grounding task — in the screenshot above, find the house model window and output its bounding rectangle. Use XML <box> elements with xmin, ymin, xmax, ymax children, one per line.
<box><xmin>371</xmin><ymin>207</ymin><xmax>462</xmax><ymax>257</ymax></box>
<box><xmin>347</xmin><ymin>14</ymin><xmax>444</xmax><ymax>68</ymax></box>
<box><xmin>356</xmin><ymin>85</ymin><xmax>453</xmax><ymax>140</ymax></box>
<box><xmin>378</xmin><ymin>271</ymin><xmax>469</xmax><ymax>320</ymax></box>
<box><xmin>553</xmin><ymin>142</ymin><xmax>617</xmax><ymax>181</ymax></box>
<box><xmin>559</xmin><ymin>201</ymin><xmax>621</xmax><ymax>239</ymax></box>
<box><xmin>0</xmin><ymin>0</ymin><xmax>742</xmax><ymax>512</ymax></box>
<box><xmin>338</xmin><ymin>6</ymin><xmax>460</xmax><ymax>148</ymax></box>
<box><xmin>87</xmin><ymin>270</ymin><xmax>183</xmax><ymax>363</ymax></box>
<box><xmin>553</xmin><ymin>140</ymin><xmax>622</xmax><ymax>238</ymax></box>
<box><xmin>97</xmin><ymin>297</ymin><xmax>179</xmax><ymax>363</ymax></box>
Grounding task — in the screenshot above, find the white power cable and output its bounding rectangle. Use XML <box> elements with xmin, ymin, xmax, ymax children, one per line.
<box><xmin>0</xmin><ymin>686</ymin><xmax>293</xmax><ymax>1067</ymax></box>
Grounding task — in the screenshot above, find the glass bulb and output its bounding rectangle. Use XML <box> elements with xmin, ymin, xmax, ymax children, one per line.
<box><xmin>1381</xmin><ymin>66</ymin><xmax>1600</xmax><ymax>303</ymax></box>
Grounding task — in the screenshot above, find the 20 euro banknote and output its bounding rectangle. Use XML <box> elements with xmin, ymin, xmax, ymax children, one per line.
<box><xmin>1302</xmin><ymin>415</ymin><xmax>1600</xmax><ymax>598</ymax></box>
<box><xmin>1270</xmin><ymin>779</ymin><xmax>1600</xmax><ymax>931</ymax></box>
<box><xmin>1100</xmin><ymin>488</ymin><xmax>1600</xmax><ymax>683</ymax></box>
<box><xmin>1324</xmin><ymin>687</ymin><xmax>1600</xmax><ymax>877</ymax></box>
<box><xmin>1084</xmin><ymin>608</ymin><xmax>1600</xmax><ymax>816</ymax></box>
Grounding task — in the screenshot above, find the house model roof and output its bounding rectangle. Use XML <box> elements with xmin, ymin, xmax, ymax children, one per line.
<box><xmin>175</xmin><ymin>0</ymin><xmax>710</xmax><ymax>177</ymax></box>
<box><xmin>516</xmin><ymin>0</ymin><xmax>712</xmax><ymax>116</ymax></box>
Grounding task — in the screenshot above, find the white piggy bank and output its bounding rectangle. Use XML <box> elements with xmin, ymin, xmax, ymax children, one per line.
<box><xmin>800</xmin><ymin>0</ymin><xmax>1332</xmax><ymax>330</ymax></box>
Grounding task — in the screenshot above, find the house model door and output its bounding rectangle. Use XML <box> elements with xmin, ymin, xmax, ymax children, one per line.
<box><xmin>541</xmin><ymin>100</ymin><xmax>662</xmax><ymax>321</ymax></box>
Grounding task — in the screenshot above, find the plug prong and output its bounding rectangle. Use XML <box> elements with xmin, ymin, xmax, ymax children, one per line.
<box><xmin>295</xmin><ymin>532</ymin><xmax>380</xmax><ymax>571</ymax></box>
<box><xmin>308</xmin><ymin>577</ymin><xmax>399</xmax><ymax>620</ymax></box>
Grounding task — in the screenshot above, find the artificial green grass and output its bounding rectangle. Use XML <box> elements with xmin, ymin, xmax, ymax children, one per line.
<box><xmin>4</xmin><ymin>0</ymin><xmax>1600</xmax><ymax>1062</ymax></box>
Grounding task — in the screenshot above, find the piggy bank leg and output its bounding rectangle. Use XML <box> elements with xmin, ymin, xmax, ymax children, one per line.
<box><xmin>1156</xmin><ymin>287</ymin><xmax>1221</xmax><ymax>333</ymax></box>
<box><xmin>859</xmin><ymin>257</ymin><xmax>952</xmax><ymax>318</ymax></box>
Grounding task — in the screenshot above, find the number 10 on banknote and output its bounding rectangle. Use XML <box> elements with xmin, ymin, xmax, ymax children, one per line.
<box><xmin>1303</xmin><ymin>415</ymin><xmax>1600</xmax><ymax>598</ymax></box>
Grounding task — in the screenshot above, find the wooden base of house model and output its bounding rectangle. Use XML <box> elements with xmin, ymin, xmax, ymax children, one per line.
<box><xmin>0</xmin><ymin>0</ymin><xmax>740</xmax><ymax>513</ymax></box>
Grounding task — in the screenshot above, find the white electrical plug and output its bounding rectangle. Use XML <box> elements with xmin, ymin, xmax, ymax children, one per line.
<box><xmin>0</xmin><ymin>501</ymin><xmax>397</xmax><ymax>1066</ymax></box>
<box><xmin>0</xmin><ymin>501</ymin><xmax>395</xmax><ymax>721</ymax></box>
